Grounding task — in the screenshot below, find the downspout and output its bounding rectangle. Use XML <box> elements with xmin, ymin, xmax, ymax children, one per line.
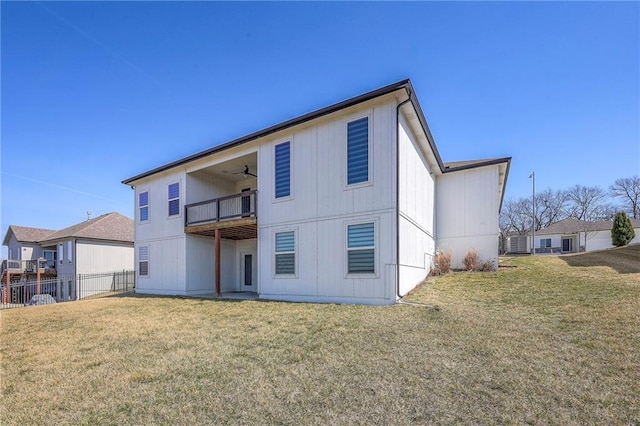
<box><xmin>396</xmin><ymin>93</ymin><xmax>412</xmax><ymax>300</ymax></box>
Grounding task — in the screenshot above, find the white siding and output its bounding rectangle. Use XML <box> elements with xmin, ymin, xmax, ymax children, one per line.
<box><xmin>185</xmin><ymin>234</ymin><xmax>215</xmax><ymax>295</ymax></box>
<box><xmin>136</xmin><ymin>236</ymin><xmax>186</xmax><ymax>295</ymax></box>
<box><xmin>75</xmin><ymin>240</ymin><xmax>134</xmax><ymax>274</ymax></box>
<box><xmin>183</xmin><ymin>234</ymin><xmax>237</xmax><ymax>295</ymax></box>
<box><xmin>436</xmin><ymin>166</ymin><xmax>500</xmax><ymax>269</ymax></box>
<box><xmin>259</xmin><ymin>213</ymin><xmax>395</xmax><ymax>305</ymax></box>
<box><xmin>135</xmin><ymin>170</ymin><xmax>186</xmax><ymax>242</ymax></box>
<box><xmin>257</xmin><ymin>99</ymin><xmax>398</xmax><ymax>304</ymax></box>
<box><xmin>186</xmin><ymin>169</ymin><xmax>235</xmax><ymax>205</ymax></box>
<box><xmin>398</xmin><ymin>114</ymin><xmax>435</xmax><ymax>295</ymax></box>
<box><xmin>134</xmin><ymin>170</ymin><xmax>188</xmax><ymax>294</ymax></box>
<box><xmin>582</xmin><ymin>228</ymin><xmax>640</xmax><ymax>252</ymax></box>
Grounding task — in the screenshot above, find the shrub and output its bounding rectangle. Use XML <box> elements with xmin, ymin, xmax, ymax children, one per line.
<box><xmin>611</xmin><ymin>212</ymin><xmax>636</xmax><ymax>247</ymax></box>
<box><xmin>463</xmin><ymin>249</ymin><xmax>479</xmax><ymax>271</ymax></box>
<box><xmin>431</xmin><ymin>250</ymin><xmax>452</xmax><ymax>276</ymax></box>
<box><xmin>478</xmin><ymin>260</ymin><xmax>497</xmax><ymax>272</ymax></box>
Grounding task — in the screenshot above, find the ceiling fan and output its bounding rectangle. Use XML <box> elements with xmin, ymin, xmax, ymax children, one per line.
<box><xmin>232</xmin><ymin>165</ymin><xmax>257</xmax><ymax>178</ymax></box>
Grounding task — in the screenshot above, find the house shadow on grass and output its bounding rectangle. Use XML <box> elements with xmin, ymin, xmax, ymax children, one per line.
<box><xmin>559</xmin><ymin>244</ymin><xmax>640</xmax><ymax>274</ymax></box>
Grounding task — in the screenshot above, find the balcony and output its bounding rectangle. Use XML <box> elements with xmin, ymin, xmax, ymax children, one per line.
<box><xmin>1</xmin><ymin>259</ymin><xmax>56</xmax><ymax>277</ymax></box>
<box><xmin>185</xmin><ymin>190</ymin><xmax>257</xmax><ymax>240</ymax></box>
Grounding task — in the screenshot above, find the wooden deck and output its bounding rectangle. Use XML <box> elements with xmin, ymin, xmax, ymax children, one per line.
<box><xmin>185</xmin><ymin>191</ymin><xmax>258</xmax><ymax>240</ymax></box>
<box><xmin>185</xmin><ymin>217</ymin><xmax>257</xmax><ymax>240</ymax></box>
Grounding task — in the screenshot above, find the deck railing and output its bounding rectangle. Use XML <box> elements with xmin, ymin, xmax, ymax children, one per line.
<box><xmin>1</xmin><ymin>259</ymin><xmax>54</xmax><ymax>274</ymax></box>
<box><xmin>185</xmin><ymin>190</ymin><xmax>257</xmax><ymax>226</ymax></box>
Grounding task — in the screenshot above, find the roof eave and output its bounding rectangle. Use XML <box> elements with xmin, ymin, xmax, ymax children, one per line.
<box><xmin>122</xmin><ymin>79</ymin><xmax>413</xmax><ymax>186</ymax></box>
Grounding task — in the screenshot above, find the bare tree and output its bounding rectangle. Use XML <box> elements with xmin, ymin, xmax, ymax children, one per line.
<box><xmin>610</xmin><ymin>176</ymin><xmax>640</xmax><ymax>219</ymax></box>
<box><xmin>566</xmin><ymin>185</ymin><xmax>611</xmax><ymax>221</ymax></box>
<box><xmin>500</xmin><ymin>197</ymin><xmax>533</xmax><ymax>235</ymax></box>
<box><xmin>535</xmin><ymin>188</ymin><xmax>569</xmax><ymax>228</ymax></box>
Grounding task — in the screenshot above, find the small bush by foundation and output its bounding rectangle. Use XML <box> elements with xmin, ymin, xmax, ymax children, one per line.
<box><xmin>463</xmin><ymin>249</ymin><xmax>479</xmax><ymax>271</ymax></box>
<box><xmin>431</xmin><ymin>250</ymin><xmax>452</xmax><ymax>276</ymax></box>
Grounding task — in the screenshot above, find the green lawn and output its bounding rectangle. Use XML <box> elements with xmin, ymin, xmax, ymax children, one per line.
<box><xmin>1</xmin><ymin>248</ymin><xmax>639</xmax><ymax>425</ymax></box>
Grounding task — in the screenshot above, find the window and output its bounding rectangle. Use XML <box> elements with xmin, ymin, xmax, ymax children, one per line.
<box><xmin>275</xmin><ymin>141</ymin><xmax>291</xmax><ymax>198</ymax></box>
<box><xmin>139</xmin><ymin>246</ymin><xmax>149</xmax><ymax>277</ymax></box>
<box><xmin>540</xmin><ymin>238</ymin><xmax>551</xmax><ymax>248</ymax></box>
<box><xmin>168</xmin><ymin>183</ymin><xmax>180</xmax><ymax>216</ymax></box>
<box><xmin>58</xmin><ymin>244</ymin><xmax>63</xmax><ymax>264</ymax></box>
<box><xmin>347</xmin><ymin>223</ymin><xmax>375</xmax><ymax>274</ymax></box>
<box><xmin>275</xmin><ymin>231</ymin><xmax>295</xmax><ymax>275</ymax></box>
<box><xmin>139</xmin><ymin>191</ymin><xmax>149</xmax><ymax>222</ymax></box>
<box><xmin>43</xmin><ymin>250</ymin><xmax>56</xmax><ymax>268</ymax></box>
<box><xmin>67</xmin><ymin>241</ymin><xmax>73</xmax><ymax>262</ymax></box>
<box><xmin>347</xmin><ymin>117</ymin><xmax>369</xmax><ymax>185</ymax></box>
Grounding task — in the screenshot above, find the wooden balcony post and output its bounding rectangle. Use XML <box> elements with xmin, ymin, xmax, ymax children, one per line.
<box><xmin>36</xmin><ymin>270</ymin><xmax>41</xmax><ymax>295</ymax></box>
<box><xmin>215</xmin><ymin>228</ymin><xmax>221</xmax><ymax>296</ymax></box>
<box><xmin>3</xmin><ymin>271</ymin><xmax>9</xmax><ymax>304</ymax></box>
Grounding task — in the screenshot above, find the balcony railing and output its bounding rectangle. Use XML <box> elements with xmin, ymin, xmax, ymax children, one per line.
<box><xmin>1</xmin><ymin>259</ymin><xmax>55</xmax><ymax>274</ymax></box>
<box><xmin>185</xmin><ymin>190</ymin><xmax>257</xmax><ymax>227</ymax></box>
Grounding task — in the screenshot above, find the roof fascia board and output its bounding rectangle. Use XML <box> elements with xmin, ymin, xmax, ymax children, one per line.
<box><xmin>442</xmin><ymin>157</ymin><xmax>512</xmax><ymax>173</ymax></box>
<box><xmin>404</xmin><ymin>84</ymin><xmax>446</xmax><ymax>172</ymax></box>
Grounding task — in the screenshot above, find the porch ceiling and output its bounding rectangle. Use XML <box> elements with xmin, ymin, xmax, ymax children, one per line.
<box><xmin>193</xmin><ymin>154</ymin><xmax>258</xmax><ymax>183</ymax></box>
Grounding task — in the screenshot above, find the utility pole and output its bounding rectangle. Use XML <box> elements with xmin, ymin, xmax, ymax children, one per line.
<box><xmin>529</xmin><ymin>171</ymin><xmax>535</xmax><ymax>256</ymax></box>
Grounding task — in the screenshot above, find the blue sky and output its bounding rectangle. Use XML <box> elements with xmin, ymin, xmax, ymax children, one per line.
<box><xmin>1</xmin><ymin>1</ymin><xmax>638</xmax><ymax>253</ymax></box>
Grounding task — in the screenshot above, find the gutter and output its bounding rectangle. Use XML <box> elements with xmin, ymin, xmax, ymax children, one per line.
<box><xmin>395</xmin><ymin>92</ymin><xmax>412</xmax><ymax>300</ymax></box>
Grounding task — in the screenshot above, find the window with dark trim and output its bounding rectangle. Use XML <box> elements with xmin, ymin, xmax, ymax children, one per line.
<box><xmin>139</xmin><ymin>191</ymin><xmax>149</xmax><ymax>222</ymax></box>
<box><xmin>275</xmin><ymin>231</ymin><xmax>295</xmax><ymax>275</ymax></box>
<box><xmin>347</xmin><ymin>117</ymin><xmax>369</xmax><ymax>185</ymax></box>
<box><xmin>168</xmin><ymin>183</ymin><xmax>180</xmax><ymax>217</ymax></box>
<box><xmin>347</xmin><ymin>223</ymin><xmax>375</xmax><ymax>274</ymax></box>
<box><xmin>275</xmin><ymin>141</ymin><xmax>291</xmax><ymax>198</ymax></box>
<box><xmin>139</xmin><ymin>246</ymin><xmax>149</xmax><ymax>277</ymax></box>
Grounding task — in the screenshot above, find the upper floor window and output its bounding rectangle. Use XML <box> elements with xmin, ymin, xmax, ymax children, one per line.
<box><xmin>43</xmin><ymin>250</ymin><xmax>56</xmax><ymax>267</ymax></box>
<box><xmin>347</xmin><ymin>222</ymin><xmax>375</xmax><ymax>274</ymax></box>
<box><xmin>275</xmin><ymin>141</ymin><xmax>291</xmax><ymax>199</ymax></box>
<box><xmin>139</xmin><ymin>191</ymin><xmax>149</xmax><ymax>222</ymax></box>
<box><xmin>67</xmin><ymin>241</ymin><xmax>73</xmax><ymax>262</ymax></box>
<box><xmin>168</xmin><ymin>183</ymin><xmax>180</xmax><ymax>217</ymax></box>
<box><xmin>347</xmin><ymin>117</ymin><xmax>369</xmax><ymax>185</ymax></box>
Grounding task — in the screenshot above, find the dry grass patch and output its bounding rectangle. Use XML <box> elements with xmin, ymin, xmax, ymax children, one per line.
<box><xmin>2</xmin><ymin>250</ymin><xmax>639</xmax><ymax>425</ymax></box>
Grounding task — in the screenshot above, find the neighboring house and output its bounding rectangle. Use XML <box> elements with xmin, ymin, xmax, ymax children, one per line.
<box><xmin>2</xmin><ymin>225</ymin><xmax>58</xmax><ymax>274</ymax></box>
<box><xmin>2</xmin><ymin>213</ymin><xmax>134</xmax><ymax>287</ymax></box>
<box><xmin>533</xmin><ymin>218</ymin><xmax>640</xmax><ymax>254</ymax></box>
<box><xmin>122</xmin><ymin>79</ymin><xmax>511</xmax><ymax>305</ymax></box>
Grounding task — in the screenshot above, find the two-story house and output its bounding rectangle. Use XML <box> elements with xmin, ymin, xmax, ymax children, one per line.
<box><xmin>2</xmin><ymin>213</ymin><xmax>134</xmax><ymax>286</ymax></box>
<box><xmin>123</xmin><ymin>79</ymin><xmax>511</xmax><ymax>305</ymax></box>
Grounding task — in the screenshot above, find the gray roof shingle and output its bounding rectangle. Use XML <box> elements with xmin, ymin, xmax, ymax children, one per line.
<box><xmin>3</xmin><ymin>225</ymin><xmax>57</xmax><ymax>245</ymax></box>
<box><xmin>536</xmin><ymin>217</ymin><xmax>640</xmax><ymax>235</ymax></box>
<box><xmin>39</xmin><ymin>212</ymin><xmax>133</xmax><ymax>244</ymax></box>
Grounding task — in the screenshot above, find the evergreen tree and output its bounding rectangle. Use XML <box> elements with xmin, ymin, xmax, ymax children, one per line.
<box><xmin>611</xmin><ymin>212</ymin><xmax>636</xmax><ymax>247</ymax></box>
